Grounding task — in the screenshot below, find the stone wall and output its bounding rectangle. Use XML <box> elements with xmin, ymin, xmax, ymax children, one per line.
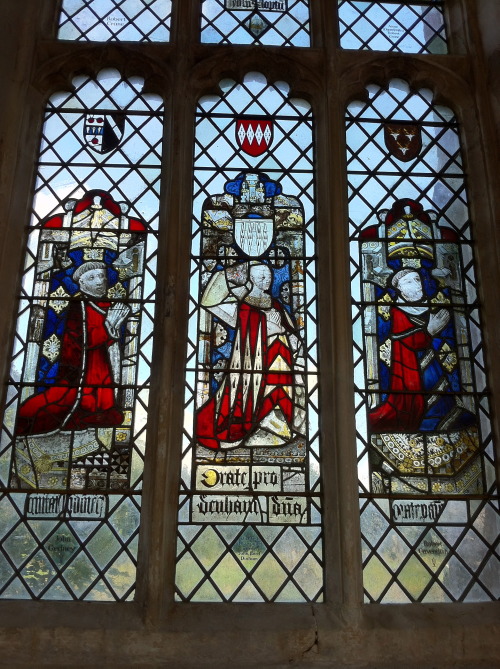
<box><xmin>0</xmin><ymin>0</ymin><xmax>498</xmax><ymax>666</ymax></box>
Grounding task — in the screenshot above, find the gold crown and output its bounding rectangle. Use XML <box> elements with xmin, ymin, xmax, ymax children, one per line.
<box><xmin>387</xmin><ymin>215</ymin><xmax>434</xmax><ymax>260</ymax></box>
<box><xmin>69</xmin><ymin>196</ymin><xmax>120</xmax><ymax>252</ymax></box>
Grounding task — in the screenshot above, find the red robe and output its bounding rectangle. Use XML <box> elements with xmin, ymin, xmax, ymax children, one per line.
<box><xmin>196</xmin><ymin>300</ymin><xmax>294</xmax><ymax>450</ymax></box>
<box><xmin>369</xmin><ymin>306</ymin><xmax>430</xmax><ymax>433</ymax></box>
<box><xmin>16</xmin><ymin>300</ymin><xmax>124</xmax><ymax>435</ymax></box>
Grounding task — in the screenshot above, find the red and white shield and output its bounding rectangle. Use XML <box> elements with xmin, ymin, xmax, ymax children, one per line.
<box><xmin>236</xmin><ymin>119</ymin><xmax>273</xmax><ymax>157</ymax></box>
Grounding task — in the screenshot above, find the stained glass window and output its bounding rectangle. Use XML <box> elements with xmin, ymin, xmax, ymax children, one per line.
<box><xmin>338</xmin><ymin>1</ymin><xmax>447</xmax><ymax>53</ymax></box>
<box><xmin>58</xmin><ymin>0</ymin><xmax>172</xmax><ymax>42</ymax></box>
<box><xmin>0</xmin><ymin>69</ymin><xmax>163</xmax><ymax>600</ymax></box>
<box><xmin>200</xmin><ymin>1</ymin><xmax>310</xmax><ymax>46</ymax></box>
<box><xmin>348</xmin><ymin>79</ymin><xmax>500</xmax><ymax>603</ymax></box>
<box><xmin>175</xmin><ymin>73</ymin><xmax>323</xmax><ymax>602</ymax></box>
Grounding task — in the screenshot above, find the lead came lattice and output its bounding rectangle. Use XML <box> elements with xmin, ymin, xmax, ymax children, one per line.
<box><xmin>338</xmin><ymin>1</ymin><xmax>447</xmax><ymax>54</ymax></box>
<box><xmin>175</xmin><ymin>73</ymin><xmax>324</xmax><ymax>602</ymax></box>
<box><xmin>58</xmin><ymin>0</ymin><xmax>172</xmax><ymax>42</ymax></box>
<box><xmin>348</xmin><ymin>79</ymin><xmax>500</xmax><ymax>603</ymax></box>
<box><xmin>0</xmin><ymin>70</ymin><xmax>163</xmax><ymax>601</ymax></box>
<box><xmin>201</xmin><ymin>0</ymin><xmax>310</xmax><ymax>46</ymax></box>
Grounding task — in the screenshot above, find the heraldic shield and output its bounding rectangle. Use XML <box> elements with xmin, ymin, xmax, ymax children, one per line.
<box><xmin>84</xmin><ymin>113</ymin><xmax>125</xmax><ymax>154</ymax></box>
<box><xmin>384</xmin><ymin>123</ymin><xmax>422</xmax><ymax>162</ymax></box>
<box><xmin>236</xmin><ymin>119</ymin><xmax>273</xmax><ymax>157</ymax></box>
<box><xmin>234</xmin><ymin>217</ymin><xmax>274</xmax><ymax>256</ymax></box>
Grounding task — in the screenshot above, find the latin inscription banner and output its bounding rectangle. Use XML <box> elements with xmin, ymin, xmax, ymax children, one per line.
<box><xmin>191</xmin><ymin>494</ymin><xmax>313</xmax><ymax>524</ymax></box>
<box><xmin>225</xmin><ymin>0</ymin><xmax>287</xmax><ymax>11</ymax></box>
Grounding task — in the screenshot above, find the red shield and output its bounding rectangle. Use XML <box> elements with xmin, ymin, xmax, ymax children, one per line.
<box><xmin>236</xmin><ymin>119</ymin><xmax>273</xmax><ymax>157</ymax></box>
<box><xmin>384</xmin><ymin>123</ymin><xmax>421</xmax><ymax>162</ymax></box>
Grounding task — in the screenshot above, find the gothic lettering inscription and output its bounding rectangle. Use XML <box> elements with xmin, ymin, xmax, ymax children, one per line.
<box><xmin>192</xmin><ymin>494</ymin><xmax>264</xmax><ymax>523</ymax></box>
<box><xmin>196</xmin><ymin>465</ymin><xmax>250</xmax><ymax>492</ymax></box>
<box><xmin>196</xmin><ymin>465</ymin><xmax>282</xmax><ymax>492</ymax></box>
<box><xmin>225</xmin><ymin>0</ymin><xmax>287</xmax><ymax>11</ymax></box>
<box><xmin>391</xmin><ymin>499</ymin><xmax>445</xmax><ymax>524</ymax></box>
<box><xmin>25</xmin><ymin>493</ymin><xmax>107</xmax><ymax>519</ymax></box>
<box><xmin>251</xmin><ymin>466</ymin><xmax>281</xmax><ymax>491</ymax></box>
<box><xmin>191</xmin><ymin>493</ymin><xmax>310</xmax><ymax>523</ymax></box>
<box><xmin>268</xmin><ymin>495</ymin><xmax>308</xmax><ymax>524</ymax></box>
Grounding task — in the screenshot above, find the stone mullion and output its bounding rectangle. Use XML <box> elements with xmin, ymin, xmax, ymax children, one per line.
<box><xmin>459</xmin><ymin>0</ymin><xmax>500</xmax><ymax>485</ymax></box>
<box><xmin>0</xmin><ymin>1</ymin><xmax>47</xmax><ymax>414</ymax></box>
<box><xmin>137</xmin><ymin>0</ymin><xmax>202</xmax><ymax>620</ymax></box>
<box><xmin>322</xmin><ymin>26</ymin><xmax>365</xmax><ymax>610</ymax></box>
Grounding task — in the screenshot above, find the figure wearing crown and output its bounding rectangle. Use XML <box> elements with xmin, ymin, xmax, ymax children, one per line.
<box><xmin>361</xmin><ymin>198</ymin><xmax>481</xmax><ymax>495</ymax></box>
<box><xmin>195</xmin><ymin>171</ymin><xmax>307</xmax><ymax>453</ymax></box>
<box><xmin>14</xmin><ymin>191</ymin><xmax>146</xmax><ymax>489</ymax></box>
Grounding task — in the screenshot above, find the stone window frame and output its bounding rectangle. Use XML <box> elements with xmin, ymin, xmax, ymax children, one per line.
<box><xmin>0</xmin><ymin>0</ymin><xmax>498</xmax><ymax>665</ymax></box>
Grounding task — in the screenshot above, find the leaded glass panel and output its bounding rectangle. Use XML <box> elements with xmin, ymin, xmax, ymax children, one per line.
<box><xmin>175</xmin><ymin>73</ymin><xmax>323</xmax><ymax>602</ymax></box>
<box><xmin>0</xmin><ymin>69</ymin><xmax>163</xmax><ymax>600</ymax></box>
<box><xmin>348</xmin><ymin>79</ymin><xmax>499</xmax><ymax>603</ymax></box>
<box><xmin>201</xmin><ymin>1</ymin><xmax>310</xmax><ymax>46</ymax></box>
<box><xmin>338</xmin><ymin>1</ymin><xmax>447</xmax><ymax>54</ymax></box>
<box><xmin>58</xmin><ymin>0</ymin><xmax>172</xmax><ymax>42</ymax></box>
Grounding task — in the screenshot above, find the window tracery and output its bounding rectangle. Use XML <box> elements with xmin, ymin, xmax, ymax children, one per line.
<box><xmin>0</xmin><ymin>3</ymin><xmax>496</xmax><ymax>636</ymax></box>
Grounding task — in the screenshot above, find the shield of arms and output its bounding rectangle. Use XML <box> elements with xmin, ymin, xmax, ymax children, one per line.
<box><xmin>384</xmin><ymin>123</ymin><xmax>421</xmax><ymax>162</ymax></box>
<box><xmin>84</xmin><ymin>113</ymin><xmax>125</xmax><ymax>154</ymax></box>
<box><xmin>236</xmin><ymin>119</ymin><xmax>273</xmax><ymax>157</ymax></box>
<box><xmin>234</xmin><ymin>218</ymin><xmax>274</xmax><ymax>257</ymax></box>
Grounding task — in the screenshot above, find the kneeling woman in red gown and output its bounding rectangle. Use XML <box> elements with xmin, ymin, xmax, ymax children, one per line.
<box><xmin>196</xmin><ymin>262</ymin><xmax>305</xmax><ymax>451</ymax></box>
